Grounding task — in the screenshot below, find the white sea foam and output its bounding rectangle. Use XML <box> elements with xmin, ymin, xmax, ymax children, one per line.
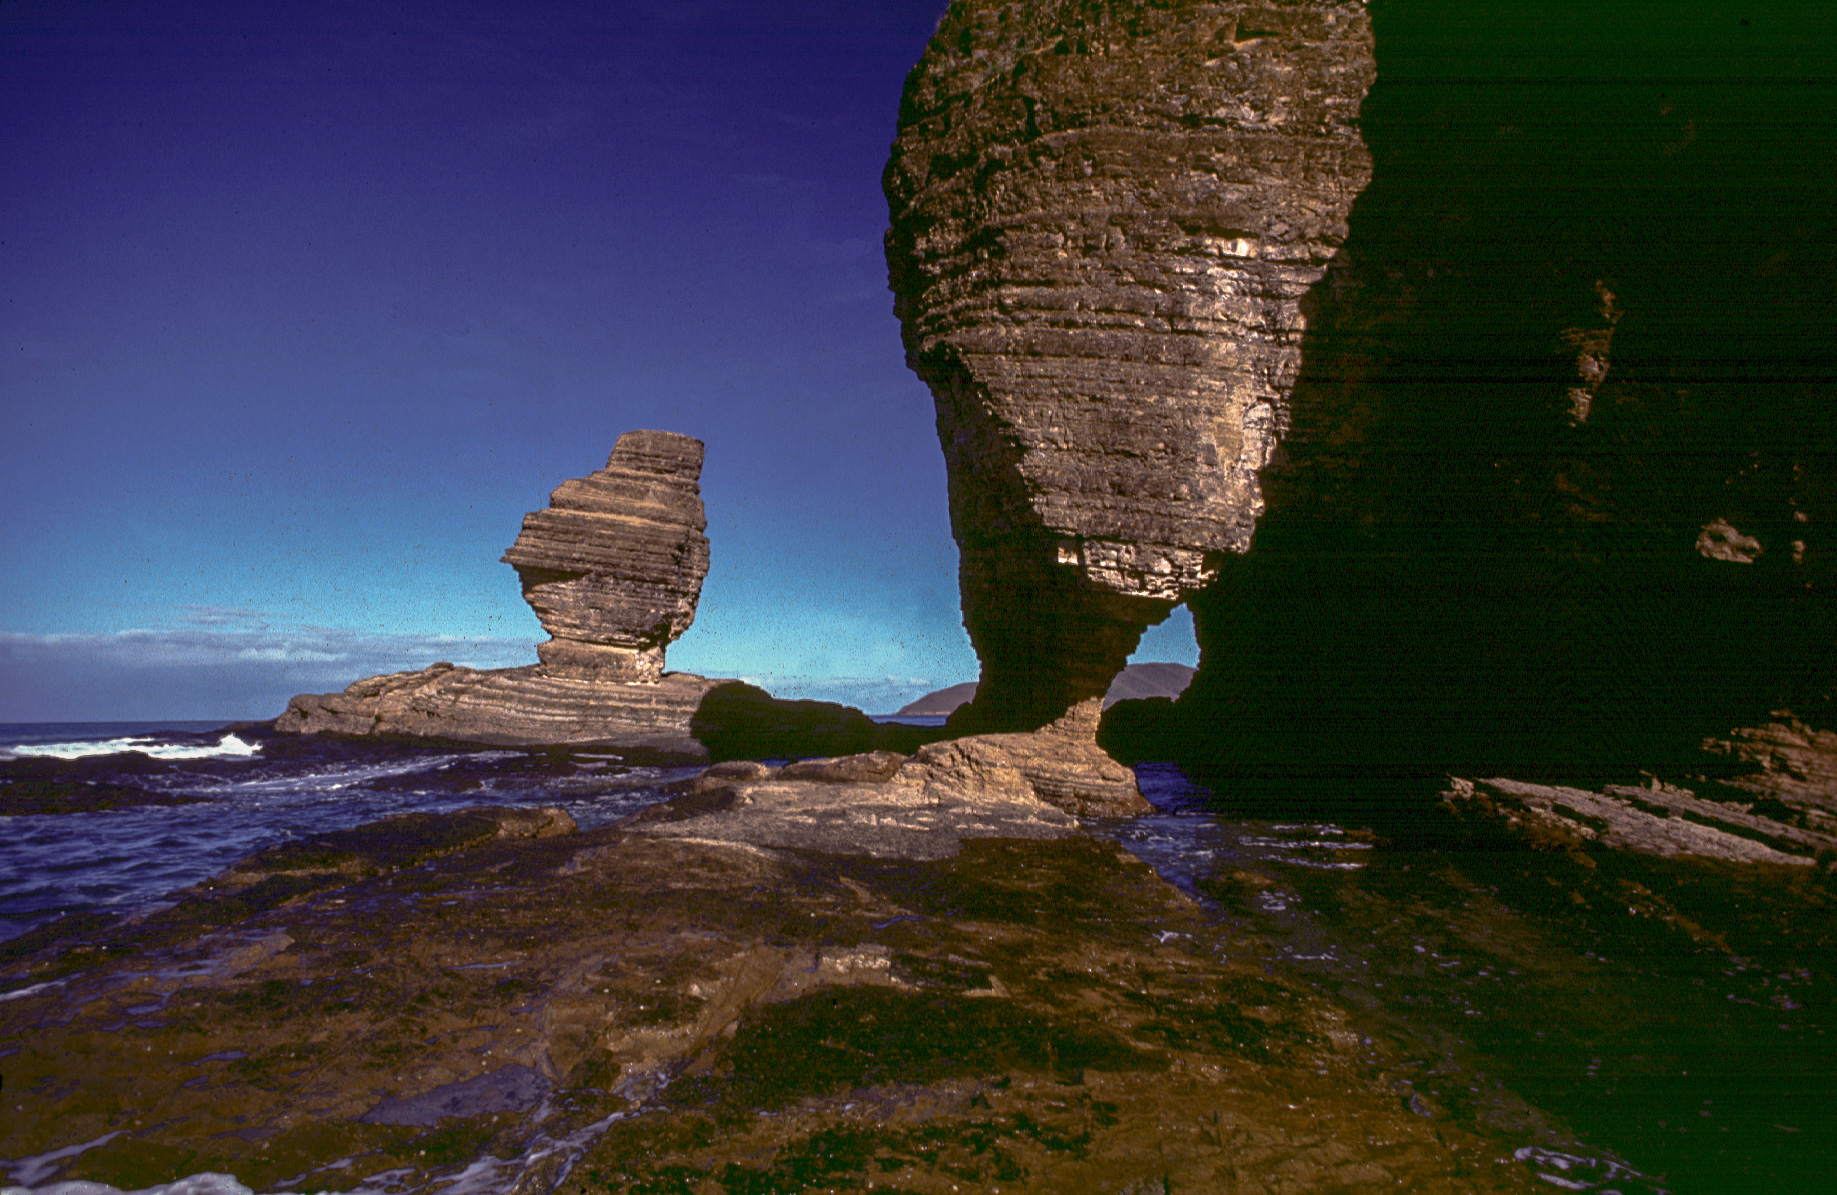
<box><xmin>8</xmin><ymin>734</ymin><xmax>260</xmax><ymax>761</ymax></box>
<box><xmin>1513</xmin><ymin>1145</ymin><xmax>1654</xmax><ymax>1191</ymax></box>
<box><xmin>0</xmin><ymin>1107</ymin><xmax>637</xmax><ymax>1195</ymax></box>
<box><xmin>0</xmin><ymin>1131</ymin><xmax>126</xmax><ymax>1189</ymax></box>
<box><xmin>1</xmin><ymin>1176</ymin><xmax>253</xmax><ymax>1195</ymax></box>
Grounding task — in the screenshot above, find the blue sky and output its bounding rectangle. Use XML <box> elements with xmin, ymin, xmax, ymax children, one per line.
<box><xmin>1</xmin><ymin>0</ymin><xmax>1199</xmax><ymax>721</ymax></box>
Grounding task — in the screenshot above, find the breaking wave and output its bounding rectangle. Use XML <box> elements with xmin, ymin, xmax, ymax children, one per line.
<box><xmin>7</xmin><ymin>734</ymin><xmax>260</xmax><ymax>761</ymax></box>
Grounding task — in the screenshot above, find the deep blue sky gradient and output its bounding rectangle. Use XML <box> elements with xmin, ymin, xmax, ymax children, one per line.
<box><xmin>2</xmin><ymin>0</ymin><xmax>1199</xmax><ymax>720</ymax></box>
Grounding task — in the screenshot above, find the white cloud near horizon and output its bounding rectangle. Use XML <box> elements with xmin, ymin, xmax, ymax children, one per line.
<box><xmin>0</xmin><ymin>616</ymin><xmax>540</xmax><ymax>722</ymax></box>
<box><xmin>0</xmin><ymin>612</ymin><xmax>961</xmax><ymax>722</ymax></box>
<box><xmin>2</xmin><ymin>601</ymin><xmax>1200</xmax><ymax>723</ymax></box>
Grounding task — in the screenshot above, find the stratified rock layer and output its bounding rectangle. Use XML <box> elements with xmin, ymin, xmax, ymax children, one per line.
<box><xmin>503</xmin><ymin>429</ymin><xmax>710</xmax><ymax>683</ymax></box>
<box><xmin>278</xmin><ymin>431</ymin><xmax>722</xmax><ymax>753</ymax></box>
<box><xmin>891</xmin><ymin>0</ymin><xmax>1832</xmax><ymax>791</ymax></box>
<box><xmin>886</xmin><ymin>0</ymin><xmax>1375</xmax><ymax>729</ymax></box>
<box><xmin>275</xmin><ymin>663</ymin><xmax>725</xmax><ymax>756</ymax></box>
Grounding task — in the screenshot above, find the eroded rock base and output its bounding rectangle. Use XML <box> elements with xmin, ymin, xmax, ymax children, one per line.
<box><xmin>275</xmin><ymin>664</ymin><xmax>728</xmax><ymax>756</ymax></box>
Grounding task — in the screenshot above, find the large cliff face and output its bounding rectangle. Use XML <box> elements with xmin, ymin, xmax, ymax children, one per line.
<box><xmin>885</xmin><ymin>0</ymin><xmax>1376</xmax><ymax>730</ymax></box>
<box><xmin>889</xmin><ymin>0</ymin><xmax>1834</xmax><ymax>784</ymax></box>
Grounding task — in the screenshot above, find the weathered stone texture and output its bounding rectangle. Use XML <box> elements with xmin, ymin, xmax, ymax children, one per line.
<box><xmin>886</xmin><ymin>0</ymin><xmax>1375</xmax><ymax>729</ymax></box>
<box><xmin>891</xmin><ymin>0</ymin><xmax>1832</xmax><ymax>788</ymax></box>
<box><xmin>275</xmin><ymin>663</ymin><xmax>726</xmax><ymax>756</ymax></box>
<box><xmin>277</xmin><ymin>431</ymin><xmax>722</xmax><ymax>752</ymax></box>
<box><xmin>503</xmin><ymin>428</ymin><xmax>710</xmax><ymax>683</ymax></box>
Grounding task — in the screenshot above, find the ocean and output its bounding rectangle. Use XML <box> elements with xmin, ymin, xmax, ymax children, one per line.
<box><xmin>0</xmin><ymin>722</ymin><xmax>703</xmax><ymax>946</ymax></box>
<box><xmin>4</xmin><ymin>722</ymin><xmax>1830</xmax><ymax>1193</ymax></box>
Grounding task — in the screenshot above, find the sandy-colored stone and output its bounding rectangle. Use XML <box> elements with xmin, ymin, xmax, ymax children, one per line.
<box><xmin>885</xmin><ymin>0</ymin><xmax>1374</xmax><ymax>730</ymax></box>
<box><xmin>1444</xmin><ymin>775</ymin><xmax>1837</xmax><ymax>865</ymax></box>
<box><xmin>276</xmin><ymin>432</ymin><xmax>728</xmax><ymax>754</ymax></box>
<box><xmin>276</xmin><ymin>662</ymin><xmax>727</xmax><ymax>755</ymax></box>
<box><xmin>502</xmin><ymin>429</ymin><xmax>710</xmax><ymax>684</ymax></box>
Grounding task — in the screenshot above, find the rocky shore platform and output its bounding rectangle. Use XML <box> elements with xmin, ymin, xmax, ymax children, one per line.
<box><xmin>2</xmin><ymin>756</ymin><xmax>1556</xmax><ymax>1195</ymax></box>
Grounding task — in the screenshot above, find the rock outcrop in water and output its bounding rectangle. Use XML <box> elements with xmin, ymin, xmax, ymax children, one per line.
<box><xmin>884</xmin><ymin>0</ymin><xmax>1376</xmax><ymax>732</ymax></box>
<box><xmin>271</xmin><ymin>431</ymin><xmax>1145</xmax><ymax>809</ymax></box>
<box><xmin>275</xmin><ymin>661</ymin><xmax>726</xmax><ymax>757</ymax></box>
<box><xmin>276</xmin><ymin>432</ymin><xmax>727</xmax><ymax>755</ymax></box>
<box><xmin>502</xmin><ymin>429</ymin><xmax>711</xmax><ymax>684</ymax></box>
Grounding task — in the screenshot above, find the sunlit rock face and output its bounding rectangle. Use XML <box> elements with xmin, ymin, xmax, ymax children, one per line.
<box><xmin>276</xmin><ymin>431</ymin><xmax>724</xmax><ymax>753</ymax></box>
<box><xmin>885</xmin><ymin>0</ymin><xmax>1376</xmax><ymax>731</ymax></box>
<box><xmin>503</xmin><ymin>429</ymin><xmax>711</xmax><ymax>684</ymax></box>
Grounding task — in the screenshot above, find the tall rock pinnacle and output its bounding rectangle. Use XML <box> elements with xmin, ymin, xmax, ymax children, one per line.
<box><xmin>502</xmin><ymin>429</ymin><xmax>711</xmax><ymax>683</ymax></box>
<box><xmin>885</xmin><ymin>0</ymin><xmax>1376</xmax><ymax>730</ymax></box>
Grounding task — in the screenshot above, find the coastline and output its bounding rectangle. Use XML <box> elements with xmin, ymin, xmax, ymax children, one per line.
<box><xmin>4</xmin><ymin>733</ymin><xmax>1833</xmax><ymax>1191</ymax></box>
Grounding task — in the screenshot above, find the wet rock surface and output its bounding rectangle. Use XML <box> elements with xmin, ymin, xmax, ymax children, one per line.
<box><xmin>8</xmin><ymin>752</ymin><xmax>1836</xmax><ymax>1193</ymax></box>
<box><xmin>0</xmin><ymin>799</ymin><xmax>1550</xmax><ymax>1195</ymax></box>
<box><xmin>1267</xmin><ymin>782</ymin><xmax>1837</xmax><ymax>1194</ymax></box>
<box><xmin>0</xmin><ymin>779</ymin><xmax>208</xmax><ymax>817</ymax></box>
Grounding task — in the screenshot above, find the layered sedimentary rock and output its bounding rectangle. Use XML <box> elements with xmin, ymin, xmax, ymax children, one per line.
<box><xmin>885</xmin><ymin>0</ymin><xmax>1375</xmax><ymax>730</ymax></box>
<box><xmin>503</xmin><ymin>429</ymin><xmax>710</xmax><ymax>683</ymax></box>
<box><xmin>277</xmin><ymin>432</ymin><xmax>725</xmax><ymax>753</ymax></box>
<box><xmin>275</xmin><ymin>662</ymin><xmax>725</xmax><ymax>756</ymax></box>
<box><xmin>891</xmin><ymin>0</ymin><xmax>1833</xmax><ymax>792</ymax></box>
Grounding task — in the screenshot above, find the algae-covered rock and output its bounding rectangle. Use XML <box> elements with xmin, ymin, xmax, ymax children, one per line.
<box><xmin>0</xmin><ymin>808</ymin><xmax>1546</xmax><ymax>1194</ymax></box>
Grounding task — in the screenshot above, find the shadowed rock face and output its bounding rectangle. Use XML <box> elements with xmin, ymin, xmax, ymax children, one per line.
<box><xmin>1173</xmin><ymin>0</ymin><xmax>1837</xmax><ymax>790</ymax></box>
<box><xmin>502</xmin><ymin>429</ymin><xmax>711</xmax><ymax>683</ymax></box>
<box><xmin>885</xmin><ymin>0</ymin><xmax>1376</xmax><ymax>731</ymax></box>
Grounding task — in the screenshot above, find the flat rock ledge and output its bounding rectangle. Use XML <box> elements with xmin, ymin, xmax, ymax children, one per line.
<box><xmin>277</xmin><ymin>430</ymin><xmax>724</xmax><ymax>753</ymax></box>
<box><xmin>277</xmin><ymin>680</ymin><xmax>1149</xmax><ymax>817</ymax></box>
<box><xmin>627</xmin><ymin>735</ymin><xmax>1146</xmax><ymax>862</ymax></box>
<box><xmin>275</xmin><ymin>663</ymin><xmax>728</xmax><ymax>757</ymax></box>
<box><xmin>1445</xmin><ymin>774</ymin><xmax>1837</xmax><ymax>866</ymax></box>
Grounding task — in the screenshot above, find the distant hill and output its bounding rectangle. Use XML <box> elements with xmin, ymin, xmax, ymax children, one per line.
<box><xmin>894</xmin><ymin>681</ymin><xmax>982</xmax><ymax>717</ymax></box>
<box><xmin>894</xmin><ymin>663</ymin><xmax>1195</xmax><ymax>716</ymax></box>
